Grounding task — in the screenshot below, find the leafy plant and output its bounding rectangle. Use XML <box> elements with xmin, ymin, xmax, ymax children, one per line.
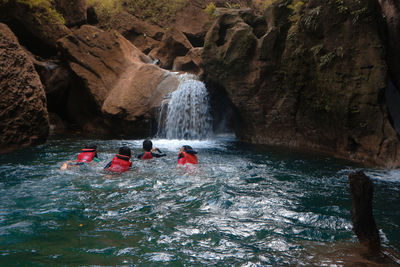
<box><xmin>287</xmin><ymin>0</ymin><xmax>304</xmax><ymax>22</ymax></box>
<box><xmin>205</xmin><ymin>2</ymin><xmax>217</xmax><ymax>20</ymax></box>
<box><xmin>122</xmin><ymin>0</ymin><xmax>187</xmax><ymax>25</ymax></box>
<box><xmin>17</xmin><ymin>0</ymin><xmax>65</xmax><ymax>24</ymax></box>
<box><xmin>225</xmin><ymin>2</ymin><xmax>241</xmax><ymax>9</ymax></box>
<box><xmin>87</xmin><ymin>0</ymin><xmax>122</xmax><ymax>27</ymax></box>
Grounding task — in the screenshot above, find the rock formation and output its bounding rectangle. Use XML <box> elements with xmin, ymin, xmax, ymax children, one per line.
<box><xmin>55</xmin><ymin>0</ymin><xmax>87</xmax><ymax>27</ymax></box>
<box><xmin>378</xmin><ymin>0</ymin><xmax>400</xmax><ymax>89</ymax></box>
<box><xmin>203</xmin><ymin>0</ymin><xmax>400</xmax><ymax>167</ymax></box>
<box><xmin>0</xmin><ymin>23</ymin><xmax>49</xmax><ymax>153</ymax></box>
<box><xmin>348</xmin><ymin>171</ymin><xmax>381</xmax><ymax>252</ymax></box>
<box><xmin>58</xmin><ymin>25</ymin><xmax>180</xmax><ymax>136</ymax></box>
<box><xmin>110</xmin><ymin>11</ymin><xmax>164</xmax><ymax>54</ymax></box>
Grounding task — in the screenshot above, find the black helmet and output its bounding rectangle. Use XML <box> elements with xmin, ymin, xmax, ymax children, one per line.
<box><xmin>143</xmin><ymin>139</ymin><xmax>153</xmax><ymax>152</ymax></box>
<box><xmin>119</xmin><ymin>146</ymin><xmax>131</xmax><ymax>157</ymax></box>
<box><xmin>86</xmin><ymin>144</ymin><xmax>97</xmax><ymax>150</ymax></box>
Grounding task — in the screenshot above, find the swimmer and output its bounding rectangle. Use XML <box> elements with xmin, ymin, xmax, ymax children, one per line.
<box><xmin>177</xmin><ymin>145</ymin><xmax>198</xmax><ymax>165</ymax></box>
<box><xmin>137</xmin><ymin>139</ymin><xmax>166</xmax><ymax>160</ymax></box>
<box><xmin>60</xmin><ymin>144</ymin><xmax>99</xmax><ymax>170</ymax></box>
<box><xmin>104</xmin><ymin>146</ymin><xmax>132</xmax><ymax>173</ymax></box>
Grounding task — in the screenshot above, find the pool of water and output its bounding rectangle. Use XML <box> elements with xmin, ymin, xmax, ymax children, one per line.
<box><xmin>0</xmin><ymin>135</ymin><xmax>399</xmax><ymax>266</ymax></box>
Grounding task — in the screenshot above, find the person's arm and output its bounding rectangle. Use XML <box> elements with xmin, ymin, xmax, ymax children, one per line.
<box><xmin>92</xmin><ymin>157</ymin><xmax>100</xmax><ymax>163</ymax></box>
<box><xmin>151</xmin><ymin>152</ymin><xmax>166</xmax><ymax>158</ymax></box>
<box><xmin>137</xmin><ymin>153</ymin><xmax>144</xmax><ymax>159</ymax></box>
<box><xmin>151</xmin><ymin>147</ymin><xmax>166</xmax><ymax>157</ymax></box>
<box><xmin>104</xmin><ymin>161</ymin><xmax>112</xmax><ymax>169</ymax></box>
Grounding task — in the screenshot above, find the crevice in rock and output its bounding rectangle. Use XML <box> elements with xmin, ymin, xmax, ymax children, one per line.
<box><xmin>216</xmin><ymin>23</ymin><xmax>229</xmax><ymax>47</ymax></box>
<box><xmin>183</xmin><ymin>32</ymin><xmax>204</xmax><ymax>47</ymax></box>
<box><xmin>5</xmin><ymin>19</ymin><xmax>57</xmax><ymax>58</ymax></box>
<box><xmin>206</xmin><ymin>81</ymin><xmax>236</xmax><ymax>134</ymax></box>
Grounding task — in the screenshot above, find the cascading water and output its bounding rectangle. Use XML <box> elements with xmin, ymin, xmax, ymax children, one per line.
<box><xmin>157</xmin><ymin>74</ymin><xmax>212</xmax><ymax>139</ymax></box>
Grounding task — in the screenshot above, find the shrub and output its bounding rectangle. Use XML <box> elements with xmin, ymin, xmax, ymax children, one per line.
<box><xmin>122</xmin><ymin>0</ymin><xmax>187</xmax><ymax>25</ymax></box>
<box><xmin>17</xmin><ymin>0</ymin><xmax>65</xmax><ymax>24</ymax></box>
<box><xmin>205</xmin><ymin>2</ymin><xmax>217</xmax><ymax>20</ymax></box>
<box><xmin>287</xmin><ymin>0</ymin><xmax>304</xmax><ymax>22</ymax></box>
<box><xmin>87</xmin><ymin>0</ymin><xmax>122</xmax><ymax>28</ymax></box>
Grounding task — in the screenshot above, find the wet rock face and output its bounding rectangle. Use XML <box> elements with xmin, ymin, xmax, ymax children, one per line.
<box><xmin>0</xmin><ymin>23</ymin><xmax>49</xmax><ymax>153</ymax></box>
<box><xmin>348</xmin><ymin>171</ymin><xmax>381</xmax><ymax>253</ymax></box>
<box><xmin>4</xmin><ymin>0</ymin><xmax>71</xmax><ymax>50</ymax></box>
<box><xmin>149</xmin><ymin>27</ymin><xmax>194</xmax><ymax>70</ymax></box>
<box><xmin>111</xmin><ymin>11</ymin><xmax>164</xmax><ymax>54</ymax></box>
<box><xmin>378</xmin><ymin>0</ymin><xmax>400</xmax><ymax>87</ymax></box>
<box><xmin>203</xmin><ymin>0</ymin><xmax>400</xmax><ymax>166</ymax></box>
<box><xmin>58</xmin><ymin>25</ymin><xmax>179</xmax><ymax>136</ymax></box>
<box><xmin>55</xmin><ymin>0</ymin><xmax>87</xmax><ymax>27</ymax></box>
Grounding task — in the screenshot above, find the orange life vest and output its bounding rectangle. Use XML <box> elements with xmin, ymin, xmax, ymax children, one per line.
<box><xmin>76</xmin><ymin>149</ymin><xmax>96</xmax><ymax>163</ymax></box>
<box><xmin>141</xmin><ymin>151</ymin><xmax>153</xmax><ymax>160</ymax></box>
<box><xmin>178</xmin><ymin>152</ymin><xmax>198</xmax><ymax>165</ymax></box>
<box><xmin>107</xmin><ymin>154</ymin><xmax>132</xmax><ymax>172</ymax></box>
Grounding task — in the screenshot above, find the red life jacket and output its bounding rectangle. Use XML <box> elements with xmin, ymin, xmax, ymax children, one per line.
<box><xmin>107</xmin><ymin>154</ymin><xmax>132</xmax><ymax>172</ymax></box>
<box><xmin>178</xmin><ymin>152</ymin><xmax>198</xmax><ymax>165</ymax></box>
<box><xmin>76</xmin><ymin>149</ymin><xmax>96</xmax><ymax>163</ymax></box>
<box><xmin>141</xmin><ymin>151</ymin><xmax>153</xmax><ymax>160</ymax></box>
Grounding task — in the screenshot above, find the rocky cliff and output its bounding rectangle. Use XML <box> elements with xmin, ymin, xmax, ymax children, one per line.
<box><xmin>0</xmin><ymin>23</ymin><xmax>49</xmax><ymax>153</ymax></box>
<box><xmin>203</xmin><ymin>0</ymin><xmax>400</xmax><ymax>167</ymax></box>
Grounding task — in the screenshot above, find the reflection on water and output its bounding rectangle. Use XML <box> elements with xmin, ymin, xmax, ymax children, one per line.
<box><xmin>0</xmin><ymin>135</ymin><xmax>399</xmax><ymax>266</ymax></box>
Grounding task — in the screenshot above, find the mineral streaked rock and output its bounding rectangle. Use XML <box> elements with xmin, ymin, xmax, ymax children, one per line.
<box><xmin>0</xmin><ymin>23</ymin><xmax>49</xmax><ymax>153</ymax></box>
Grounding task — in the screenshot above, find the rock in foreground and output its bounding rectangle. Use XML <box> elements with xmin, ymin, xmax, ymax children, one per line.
<box><xmin>0</xmin><ymin>23</ymin><xmax>49</xmax><ymax>153</ymax></box>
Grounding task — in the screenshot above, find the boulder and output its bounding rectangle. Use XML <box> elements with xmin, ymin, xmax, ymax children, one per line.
<box><xmin>378</xmin><ymin>0</ymin><xmax>400</xmax><ymax>88</ymax></box>
<box><xmin>203</xmin><ymin>0</ymin><xmax>400</xmax><ymax>167</ymax></box>
<box><xmin>348</xmin><ymin>171</ymin><xmax>380</xmax><ymax>253</ymax></box>
<box><xmin>58</xmin><ymin>25</ymin><xmax>179</xmax><ymax>136</ymax></box>
<box><xmin>174</xmin><ymin>3</ymin><xmax>210</xmax><ymax>47</ymax></box>
<box><xmin>173</xmin><ymin>47</ymin><xmax>204</xmax><ymax>76</ymax></box>
<box><xmin>0</xmin><ymin>23</ymin><xmax>49</xmax><ymax>153</ymax></box>
<box><xmin>149</xmin><ymin>27</ymin><xmax>193</xmax><ymax>69</ymax></box>
<box><xmin>55</xmin><ymin>0</ymin><xmax>87</xmax><ymax>27</ymax></box>
<box><xmin>7</xmin><ymin>0</ymin><xmax>71</xmax><ymax>50</ymax></box>
<box><xmin>111</xmin><ymin>11</ymin><xmax>164</xmax><ymax>54</ymax></box>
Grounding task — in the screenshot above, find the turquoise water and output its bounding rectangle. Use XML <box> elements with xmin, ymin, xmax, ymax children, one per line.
<box><xmin>0</xmin><ymin>136</ymin><xmax>399</xmax><ymax>266</ymax></box>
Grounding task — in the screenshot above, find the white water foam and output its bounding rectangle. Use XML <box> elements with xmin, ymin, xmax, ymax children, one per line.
<box><xmin>157</xmin><ymin>74</ymin><xmax>212</xmax><ymax>140</ymax></box>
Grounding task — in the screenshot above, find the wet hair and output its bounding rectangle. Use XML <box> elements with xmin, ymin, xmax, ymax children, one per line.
<box><xmin>182</xmin><ymin>145</ymin><xmax>197</xmax><ymax>154</ymax></box>
<box><xmin>119</xmin><ymin>146</ymin><xmax>131</xmax><ymax>157</ymax></box>
<box><xmin>85</xmin><ymin>144</ymin><xmax>98</xmax><ymax>157</ymax></box>
<box><xmin>143</xmin><ymin>139</ymin><xmax>153</xmax><ymax>152</ymax></box>
<box><xmin>86</xmin><ymin>144</ymin><xmax>97</xmax><ymax>150</ymax></box>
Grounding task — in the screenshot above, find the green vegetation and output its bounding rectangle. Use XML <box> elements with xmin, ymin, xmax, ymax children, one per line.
<box><xmin>287</xmin><ymin>0</ymin><xmax>304</xmax><ymax>22</ymax></box>
<box><xmin>225</xmin><ymin>2</ymin><xmax>241</xmax><ymax>9</ymax></box>
<box><xmin>302</xmin><ymin>6</ymin><xmax>321</xmax><ymax>32</ymax></box>
<box><xmin>87</xmin><ymin>0</ymin><xmax>122</xmax><ymax>27</ymax></box>
<box><xmin>205</xmin><ymin>2</ymin><xmax>217</xmax><ymax>20</ymax></box>
<box><xmin>251</xmin><ymin>0</ymin><xmax>278</xmax><ymax>13</ymax></box>
<box><xmin>122</xmin><ymin>0</ymin><xmax>187</xmax><ymax>24</ymax></box>
<box><xmin>16</xmin><ymin>0</ymin><xmax>65</xmax><ymax>24</ymax></box>
<box><xmin>86</xmin><ymin>0</ymin><xmax>188</xmax><ymax>26</ymax></box>
<box><xmin>335</xmin><ymin>0</ymin><xmax>369</xmax><ymax>23</ymax></box>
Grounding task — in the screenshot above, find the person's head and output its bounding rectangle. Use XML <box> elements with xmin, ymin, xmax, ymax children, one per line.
<box><xmin>143</xmin><ymin>139</ymin><xmax>153</xmax><ymax>152</ymax></box>
<box><xmin>85</xmin><ymin>144</ymin><xmax>97</xmax><ymax>150</ymax></box>
<box><xmin>85</xmin><ymin>144</ymin><xmax>98</xmax><ymax>157</ymax></box>
<box><xmin>119</xmin><ymin>146</ymin><xmax>131</xmax><ymax>158</ymax></box>
<box><xmin>180</xmin><ymin>145</ymin><xmax>197</xmax><ymax>154</ymax></box>
<box><xmin>181</xmin><ymin>145</ymin><xmax>193</xmax><ymax>152</ymax></box>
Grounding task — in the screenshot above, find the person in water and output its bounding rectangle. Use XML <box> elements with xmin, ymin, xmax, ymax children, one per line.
<box><xmin>60</xmin><ymin>144</ymin><xmax>100</xmax><ymax>170</ymax></box>
<box><xmin>137</xmin><ymin>139</ymin><xmax>166</xmax><ymax>160</ymax></box>
<box><xmin>177</xmin><ymin>145</ymin><xmax>198</xmax><ymax>165</ymax></box>
<box><xmin>104</xmin><ymin>146</ymin><xmax>132</xmax><ymax>173</ymax></box>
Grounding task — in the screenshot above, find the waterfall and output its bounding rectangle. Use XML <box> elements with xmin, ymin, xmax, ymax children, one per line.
<box><xmin>157</xmin><ymin>74</ymin><xmax>212</xmax><ymax>140</ymax></box>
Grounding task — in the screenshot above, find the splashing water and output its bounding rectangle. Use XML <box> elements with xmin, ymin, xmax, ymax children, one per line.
<box><xmin>0</xmin><ymin>137</ymin><xmax>399</xmax><ymax>266</ymax></box>
<box><xmin>157</xmin><ymin>74</ymin><xmax>212</xmax><ymax>139</ymax></box>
